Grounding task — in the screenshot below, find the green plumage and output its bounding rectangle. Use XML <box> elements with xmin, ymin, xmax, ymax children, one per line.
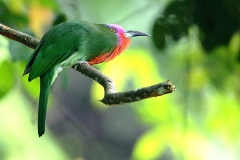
<box><xmin>23</xmin><ymin>21</ymin><xmax>118</xmax><ymax>80</ymax></box>
<box><xmin>23</xmin><ymin>20</ymin><xmax>149</xmax><ymax>137</ymax></box>
<box><xmin>38</xmin><ymin>70</ymin><xmax>54</xmax><ymax>136</ymax></box>
<box><xmin>23</xmin><ymin>21</ymin><xmax>118</xmax><ymax>137</ymax></box>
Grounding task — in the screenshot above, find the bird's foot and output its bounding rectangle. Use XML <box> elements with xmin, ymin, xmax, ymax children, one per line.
<box><xmin>74</xmin><ymin>61</ymin><xmax>89</xmax><ymax>70</ymax></box>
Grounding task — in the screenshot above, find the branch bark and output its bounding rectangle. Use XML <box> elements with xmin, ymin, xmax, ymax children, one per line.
<box><xmin>0</xmin><ymin>23</ymin><xmax>176</xmax><ymax>105</ymax></box>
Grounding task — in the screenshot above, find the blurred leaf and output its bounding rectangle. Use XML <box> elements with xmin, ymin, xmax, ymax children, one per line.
<box><xmin>192</xmin><ymin>0</ymin><xmax>239</xmax><ymax>51</ymax></box>
<box><xmin>0</xmin><ymin>36</ymin><xmax>10</xmax><ymax>62</ymax></box>
<box><xmin>28</xmin><ymin>4</ymin><xmax>54</xmax><ymax>38</ymax></box>
<box><xmin>152</xmin><ymin>18</ymin><xmax>166</xmax><ymax>49</ymax></box>
<box><xmin>9</xmin><ymin>39</ymin><xmax>33</xmax><ymax>61</ymax></box>
<box><xmin>206</xmin><ymin>46</ymin><xmax>239</xmax><ymax>89</ymax></box>
<box><xmin>4</xmin><ymin>0</ymin><xmax>25</xmax><ymax>14</ymax></box>
<box><xmin>0</xmin><ymin>37</ymin><xmax>14</xmax><ymax>99</ymax></box>
<box><xmin>52</xmin><ymin>13</ymin><xmax>67</xmax><ymax>26</ymax></box>
<box><xmin>205</xmin><ymin>91</ymin><xmax>240</xmax><ymax>138</ymax></box>
<box><xmin>152</xmin><ymin>0</ymin><xmax>191</xmax><ymax>50</ymax></box>
<box><xmin>181</xmin><ymin>130</ymin><xmax>216</xmax><ymax>160</ymax></box>
<box><xmin>229</xmin><ymin>32</ymin><xmax>240</xmax><ymax>62</ymax></box>
<box><xmin>20</xmin><ymin>61</ymin><xmax>40</xmax><ymax>100</ymax></box>
<box><xmin>0</xmin><ymin>61</ymin><xmax>14</xmax><ymax>99</ymax></box>
<box><xmin>35</xmin><ymin>0</ymin><xmax>58</xmax><ymax>9</ymax></box>
<box><xmin>0</xmin><ymin>88</ymin><xmax>69</xmax><ymax>160</ymax></box>
<box><xmin>152</xmin><ymin>0</ymin><xmax>239</xmax><ymax>51</ymax></box>
<box><xmin>131</xmin><ymin>127</ymin><xmax>167</xmax><ymax>159</ymax></box>
<box><xmin>0</xmin><ymin>0</ymin><xmax>28</xmax><ymax>28</ymax></box>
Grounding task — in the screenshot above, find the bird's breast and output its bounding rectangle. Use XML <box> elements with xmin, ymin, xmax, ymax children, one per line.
<box><xmin>88</xmin><ymin>34</ymin><xmax>130</xmax><ymax>65</ymax></box>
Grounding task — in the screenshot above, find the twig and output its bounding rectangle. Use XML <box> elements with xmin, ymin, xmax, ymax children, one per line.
<box><xmin>0</xmin><ymin>23</ymin><xmax>176</xmax><ymax>105</ymax></box>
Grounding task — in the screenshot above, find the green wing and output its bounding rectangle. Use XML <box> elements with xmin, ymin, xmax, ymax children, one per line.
<box><xmin>23</xmin><ymin>21</ymin><xmax>86</xmax><ymax>81</ymax></box>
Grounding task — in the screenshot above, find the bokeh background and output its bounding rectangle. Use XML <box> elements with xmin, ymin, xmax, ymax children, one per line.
<box><xmin>0</xmin><ymin>0</ymin><xmax>239</xmax><ymax>160</ymax></box>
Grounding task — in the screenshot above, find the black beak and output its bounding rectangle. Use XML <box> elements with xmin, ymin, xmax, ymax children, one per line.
<box><xmin>124</xmin><ymin>30</ymin><xmax>150</xmax><ymax>38</ymax></box>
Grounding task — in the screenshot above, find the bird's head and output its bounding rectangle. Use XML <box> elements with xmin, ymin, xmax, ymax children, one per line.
<box><xmin>88</xmin><ymin>23</ymin><xmax>150</xmax><ymax>65</ymax></box>
<box><xmin>106</xmin><ymin>24</ymin><xmax>150</xmax><ymax>38</ymax></box>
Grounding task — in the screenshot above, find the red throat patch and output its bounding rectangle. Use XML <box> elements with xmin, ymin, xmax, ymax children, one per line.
<box><xmin>88</xmin><ymin>33</ymin><xmax>131</xmax><ymax>65</ymax></box>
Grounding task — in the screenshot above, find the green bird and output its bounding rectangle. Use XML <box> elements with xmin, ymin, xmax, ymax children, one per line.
<box><xmin>23</xmin><ymin>21</ymin><xmax>149</xmax><ymax>137</ymax></box>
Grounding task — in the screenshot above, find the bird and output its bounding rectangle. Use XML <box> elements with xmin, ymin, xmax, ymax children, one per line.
<box><xmin>22</xmin><ymin>20</ymin><xmax>150</xmax><ymax>137</ymax></box>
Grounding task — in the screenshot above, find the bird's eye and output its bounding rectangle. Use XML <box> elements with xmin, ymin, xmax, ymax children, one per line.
<box><xmin>110</xmin><ymin>27</ymin><xmax>117</xmax><ymax>33</ymax></box>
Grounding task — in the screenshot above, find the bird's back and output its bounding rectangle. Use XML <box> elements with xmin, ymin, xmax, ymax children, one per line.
<box><xmin>23</xmin><ymin>21</ymin><xmax>117</xmax><ymax>81</ymax></box>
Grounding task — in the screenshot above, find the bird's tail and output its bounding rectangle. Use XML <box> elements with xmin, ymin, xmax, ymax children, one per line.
<box><xmin>38</xmin><ymin>72</ymin><xmax>53</xmax><ymax>137</ymax></box>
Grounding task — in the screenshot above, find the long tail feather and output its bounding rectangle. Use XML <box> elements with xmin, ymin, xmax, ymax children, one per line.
<box><xmin>38</xmin><ymin>70</ymin><xmax>54</xmax><ymax>137</ymax></box>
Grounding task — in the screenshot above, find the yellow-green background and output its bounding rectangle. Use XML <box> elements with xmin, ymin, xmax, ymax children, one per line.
<box><xmin>0</xmin><ymin>0</ymin><xmax>239</xmax><ymax>159</ymax></box>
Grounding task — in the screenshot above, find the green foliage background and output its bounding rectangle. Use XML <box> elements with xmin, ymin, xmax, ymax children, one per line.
<box><xmin>0</xmin><ymin>0</ymin><xmax>239</xmax><ymax>160</ymax></box>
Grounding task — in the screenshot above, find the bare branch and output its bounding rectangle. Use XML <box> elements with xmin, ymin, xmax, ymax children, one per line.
<box><xmin>101</xmin><ymin>80</ymin><xmax>175</xmax><ymax>105</ymax></box>
<box><xmin>73</xmin><ymin>62</ymin><xmax>116</xmax><ymax>95</ymax></box>
<box><xmin>0</xmin><ymin>23</ymin><xmax>39</xmax><ymax>49</ymax></box>
<box><xmin>0</xmin><ymin>23</ymin><xmax>176</xmax><ymax>105</ymax></box>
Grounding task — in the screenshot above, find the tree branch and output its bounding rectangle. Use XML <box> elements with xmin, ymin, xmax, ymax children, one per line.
<box><xmin>0</xmin><ymin>23</ymin><xmax>176</xmax><ymax>105</ymax></box>
<box><xmin>0</xmin><ymin>23</ymin><xmax>39</xmax><ymax>49</ymax></box>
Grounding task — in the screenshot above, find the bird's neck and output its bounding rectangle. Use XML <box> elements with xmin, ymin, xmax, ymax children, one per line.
<box><xmin>88</xmin><ymin>33</ymin><xmax>130</xmax><ymax>65</ymax></box>
<box><xmin>105</xmin><ymin>33</ymin><xmax>131</xmax><ymax>61</ymax></box>
<box><xmin>117</xmin><ymin>33</ymin><xmax>131</xmax><ymax>53</ymax></box>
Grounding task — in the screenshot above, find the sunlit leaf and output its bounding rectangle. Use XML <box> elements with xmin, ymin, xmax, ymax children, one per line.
<box><xmin>131</xmin><ymin>127</ymin><xmax>166</xmax><ymax>159</ymax></box>
<box><xmin>205</xmin><ymin>91</ymin><xmax>240</xmax><ymax>143</ymax></box>
<box><xmin>229</xmin><ymin>31</ymin><xmax>240</xmax><ymax>57</ymax></box>
<box><xmin>188</xmin><ymin>66</ymin><xmax>208</xmax><ymax>90</ymax></box>
<box><xmin>5</xmin><ymin>0</ymin><xmax>25</xmax><ymax>14</ymax></box>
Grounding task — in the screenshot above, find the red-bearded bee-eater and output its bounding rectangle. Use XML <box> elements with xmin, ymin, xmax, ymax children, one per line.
<box><xmin>22</xmin><ymin>21</ymin><xmax>150</xmax><ymax>137</ymax></box>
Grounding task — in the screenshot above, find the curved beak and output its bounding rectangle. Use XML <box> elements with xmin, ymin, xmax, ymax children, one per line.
<box><xmin>124</xmin><ymin>30</ymin><xmax>150</xmax><ymax>38</ymax></box>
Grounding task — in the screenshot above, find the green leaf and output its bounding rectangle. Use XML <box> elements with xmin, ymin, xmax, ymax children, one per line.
<box><xmin>0</xmin><ymin>61</ymin><xmax>14</xmax><ymax>99</ymax></box>
<box><xmin>0</xmin><ymin>36</ymin><xmax>14</xmax><ymax>99</ymax></box>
